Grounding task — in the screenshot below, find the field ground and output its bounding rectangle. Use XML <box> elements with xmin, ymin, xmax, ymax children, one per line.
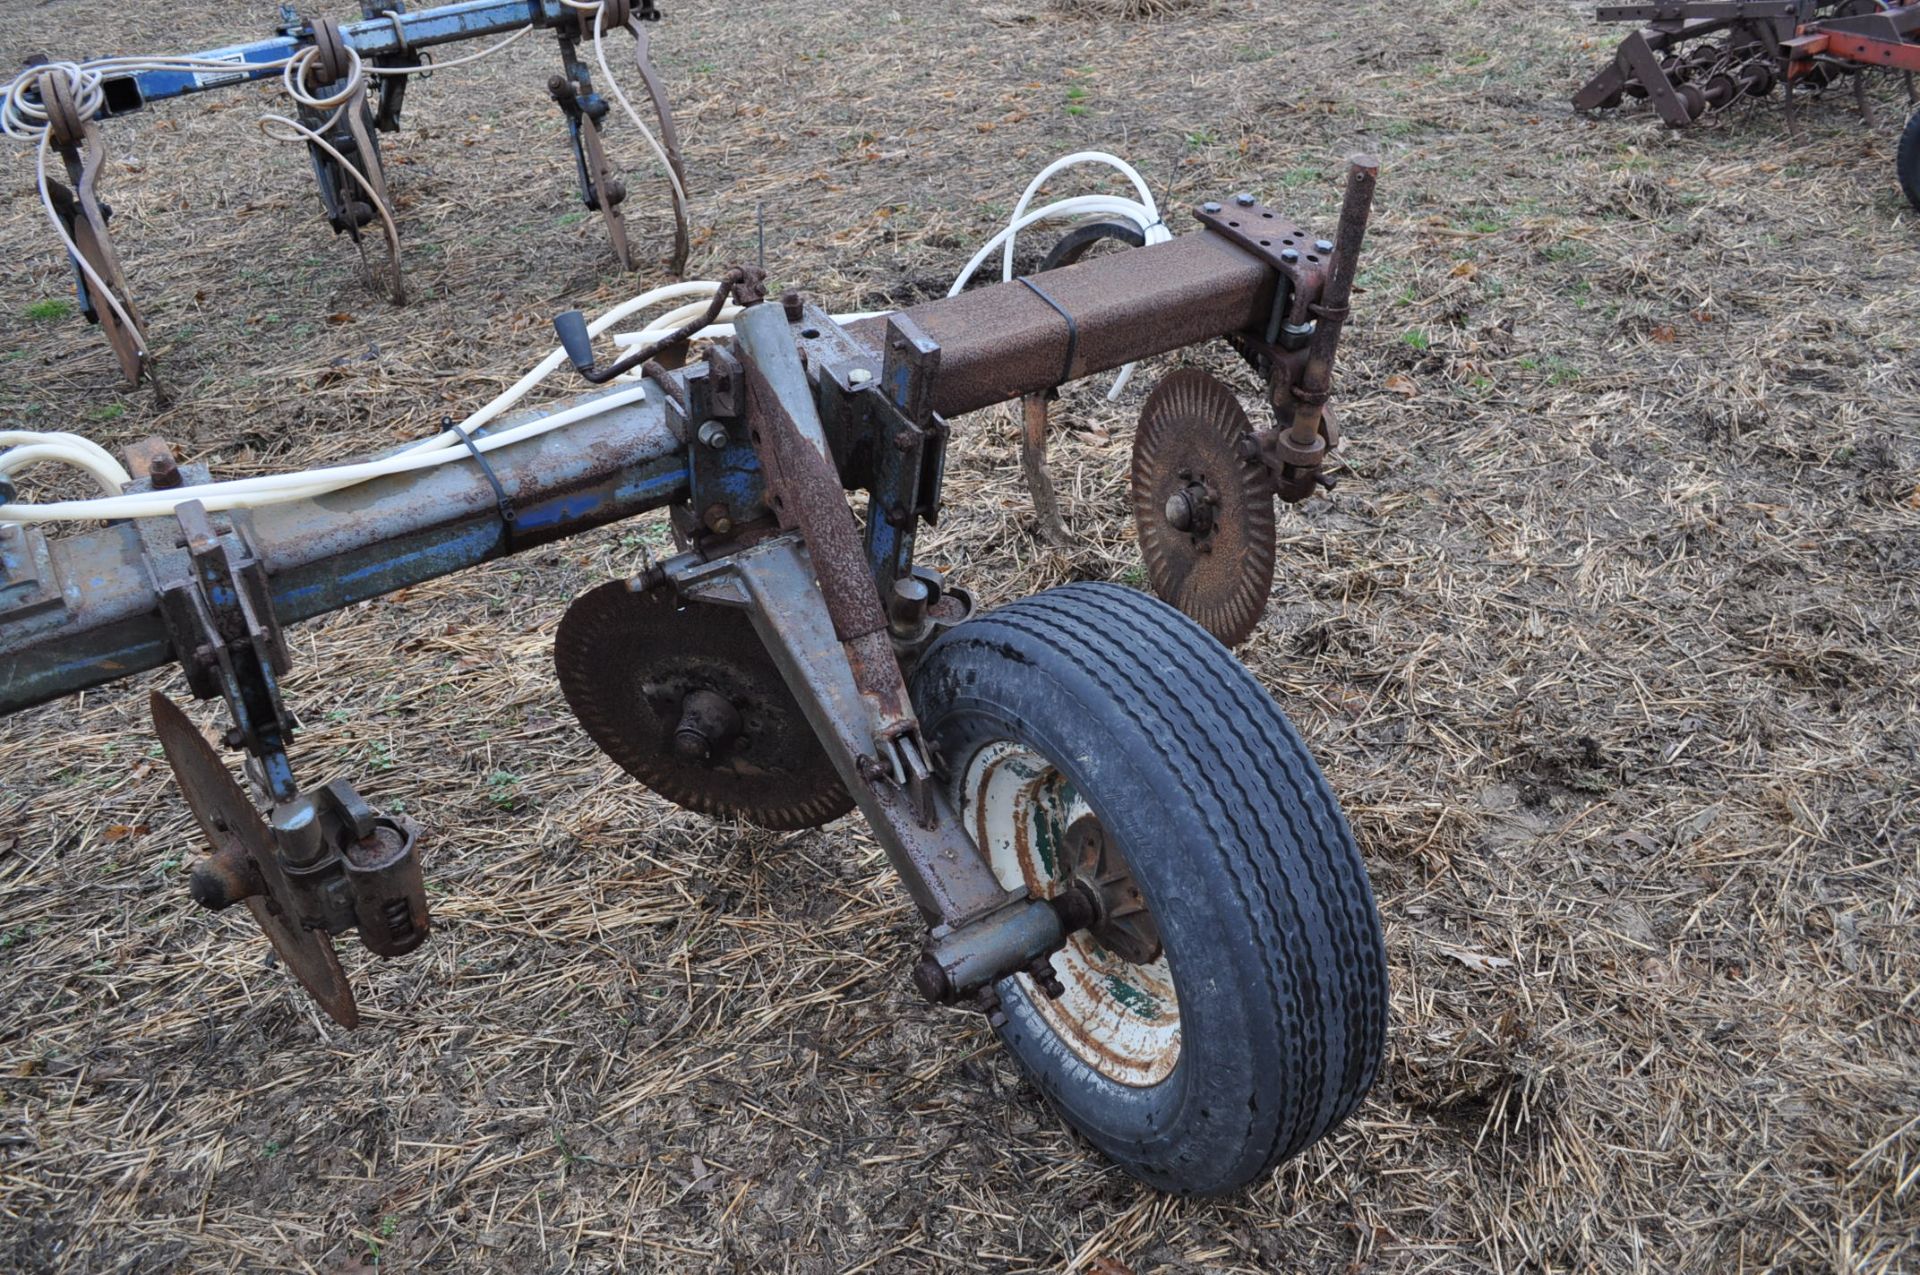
<box><xmin>2</xmin><ymin>0</ymin><xmax>1918</xmax><ymax>1271</ymax></box>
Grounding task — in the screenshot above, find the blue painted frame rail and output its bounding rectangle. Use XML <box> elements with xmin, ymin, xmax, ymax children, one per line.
<box><xmin>94</xmin><ymin>1</ymin><xmax>578</xmax><ymax>116</ymax></box>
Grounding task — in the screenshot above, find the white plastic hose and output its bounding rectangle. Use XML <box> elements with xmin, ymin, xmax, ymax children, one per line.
<box><xmin>0</xmin><ymin>443</ymin><xmax>131</xmax><ymax>497</ymax></box>
<box><xmin>0</xmin><ymin>281</ymin><xmax>728</xmax><ymax>522</ymax></box>
<box><xmin>955</xmin><ymin>150</ymin><xmax>1171</xmax><ymax>398</ymax></box>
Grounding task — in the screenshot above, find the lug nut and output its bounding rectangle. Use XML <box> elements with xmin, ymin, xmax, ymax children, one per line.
<box><xmin>697</xmin><ymin>420</ymin><xmax>729</xmax><ymax>450</ymax></box>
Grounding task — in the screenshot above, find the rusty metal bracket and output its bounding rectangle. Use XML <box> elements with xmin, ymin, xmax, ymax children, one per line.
<box><xmin>140</xmin><ymin>499</ymin><xmax>299</xmax><ymax>800</ymax></box>
<box><xmin>33</xmin><ymin>66</ymin><xmax>150</xmax><ymax>385</ymax></box>
<box><xmin>1195</xmin><ymin>194</ymin><xmax>1332</xmax><ymax>336</ymax></box>
<box><xmin>0</xmin><ymin>524</ymin><xmax>66</xmax><ymax>628</ymax></box>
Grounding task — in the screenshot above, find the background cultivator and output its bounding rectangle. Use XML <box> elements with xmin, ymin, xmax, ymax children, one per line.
<box><xmin>0</xmin><ymin>0</ymin><xmax>690</xmax><ymax>387</ymax></box>
<box><xmin>1576</xmin><ymin>1</ymin><xmax>1920</xmax><ymax>207</ymax></box>
<box><xmin>0</xmin><ymin>157</ymin><xmax>1388</xmax><ymax>1196</ymax></box>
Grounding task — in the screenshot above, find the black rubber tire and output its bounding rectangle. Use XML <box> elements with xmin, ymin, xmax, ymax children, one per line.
<box><xmin>1900</xmin><ymin>108</ymin><xmax>1920</xmax><ymax>214</ymax></box>
<box><xmin>909</xmin><ymin>582</ymin><xmax>1388</xmax><ymax>1195</ymax></box>
<box><xmin>1039</xmin><ymin>218</ymin><xmax>1147</xmax><ymax>272</ymax></box>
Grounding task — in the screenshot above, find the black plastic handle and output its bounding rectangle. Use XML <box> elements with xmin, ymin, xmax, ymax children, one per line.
<box><xmin>553</xmin><ymin>309</ymin><xmax>595</xmax><ymax>374</ymax></box>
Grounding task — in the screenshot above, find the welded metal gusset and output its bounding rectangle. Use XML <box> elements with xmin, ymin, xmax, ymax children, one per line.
<box><xmin>27</xmin><ymin>69</ymin><xmax>149</xmax><ymax>385</ymax></box>
<box><xmin>546</xmin><ymin>0</ymin><xmax>690</xmax><ymax>274</ymax></box>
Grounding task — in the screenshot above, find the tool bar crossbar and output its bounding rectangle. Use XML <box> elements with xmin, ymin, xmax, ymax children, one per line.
<box><xmin>0</xmin><ymin>227</ymin><xmax>1278</xmax><ymax>714</ymax></box>
<box><xmin>86</xmin><ymin>1</ymin><xmax>578</xmax><ymax>118</ymax></box>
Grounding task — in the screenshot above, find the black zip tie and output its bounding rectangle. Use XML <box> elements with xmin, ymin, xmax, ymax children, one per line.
<box><xmin>1017</xmin><ymin>275</ymin><xmax>1078</xmax><ymax>390</ymax></box>
<box><xmin>445</xmin><ymin>418</ymin><xmax>516</xmax><ymax>552</ymax></box>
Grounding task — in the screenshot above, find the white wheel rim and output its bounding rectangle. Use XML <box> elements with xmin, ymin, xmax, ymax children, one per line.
<box><xmin>960</xmin><ymin>740</ymin><xmax>1180</xmax><ymax>1087</ymax></box>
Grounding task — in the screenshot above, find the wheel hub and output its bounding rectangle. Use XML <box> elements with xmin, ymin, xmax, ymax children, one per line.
<box><xmin>1054</xmin><ymin>815</ymin><xmax>1162</xmax><ymax>965</ymax></box>
<box><xmin>961</xmin><ymin>740</ymin><xmax>1181</xmax><ymax>1086</ymax></box>
<box><xmin>1162</xmin><ymin>474</ymin><xmax>1219</xmax><ymax>542</ymax></box>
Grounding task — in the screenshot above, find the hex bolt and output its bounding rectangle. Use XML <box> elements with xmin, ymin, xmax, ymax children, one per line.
<box><xmin>848</xmin><ymin>367</ymin><xmax>873</xmax><ymax>385</ymax></box>
<box><xmin>1315</xmin><ymin>238</ymin><xmax>1335</xmax><ymax>253</ymax></box>
<box><xmin>149</xmin><ymin>453</ymin><xmax>183</xmax><ymax>490</ymax></box>
<box><xmin>1233</xmin><ymin>191</ymin><xmax>1256</xmax><ymax>207</ymax></box>
<box><xmin>1201</xmin><ymin>201</ymin><xmax>1222</xmax><ymax>214</ymax></box>
<box><xmin>780</xmin><ymin>291</ymin><xmax>804</xmax><ymax>322</ymax></box>
<box><xmin>702</xmin><ymin>503</ymin><xmax>734</xmax><ymax>536</ymax></box>
<box><xmin>1281</xmin><ymin>247</ymin><xmax>1300</xmax><ymax>263</ymax></box>
<box><xmin>1026</xmin><ymin>955</ymin><xmax>1066</xmax><ymax>1000</ymax></box>
<box><xmin>697</xmin><ymin>420</ymin><xmax>729</xmax><ymax>451</ymax></box>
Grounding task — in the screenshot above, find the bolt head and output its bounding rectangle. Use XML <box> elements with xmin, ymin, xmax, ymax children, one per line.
<box><xmin>697</xmin><ymin>420</ymin><xmax>729</xmax><ymax>450</ymax></box>
<box><xmin>1233</xmin><ymin>191</ymin><xmax>1256</xmax><ymax>207</ymax></box>
<box><xmin>911</xmin><ymin>955</ymin><xmax>951</xmax><ymax>1003</ymax></box>
<box><xmin>1315</xmin><ymin>238</ymin><xmax>1335</xmax><ymax>253</ymax></box>
<box><xmin>1281</xmin><ymin>247</ymin><xmax>1300</xmax><ymax>263</ymax></box>
<box><xmin>1164</xmin><ymin>490</ymin><xmax>1193</xmax><ymax>531</ymax></box>
<box><xmin>849</xmin><ymin>367</ymin><xmax>873</xmax><ymax>385</ymax></box>
<box><xmin>1201</xmin><ymin>201</ymin><xmax>1223</xmax><ymax>214</ymax></box>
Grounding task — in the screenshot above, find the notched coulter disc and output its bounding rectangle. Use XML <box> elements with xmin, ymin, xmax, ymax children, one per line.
<box><xmin>1130</xmin><ymin>369</ymin><xmax>1277</xmax><ymax>647</ymax></box>
<box><xmin>554</xmin><ymin>581</ymin><xmax>856</xmax><ymax>831</ymax></box>
<box><xmin>150</xmin><ymin>692</ymin><xmax>358</xmax><ymax>1027</ymax></box>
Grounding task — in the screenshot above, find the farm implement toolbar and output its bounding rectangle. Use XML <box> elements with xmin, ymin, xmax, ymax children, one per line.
<box><xmin>2</xmin><ymin>0</ymin><xmax>691</xmax><ymax>386</ymax></box>
<box><xmin>1575</xmin><ymin>2</ymin><xmax>1920</xmax><ymax>207</ymax></box>
<box><xmin>0</xmin><ymin>161</ymin><xmax>1388</xmax><ymax>1195</ymax></box>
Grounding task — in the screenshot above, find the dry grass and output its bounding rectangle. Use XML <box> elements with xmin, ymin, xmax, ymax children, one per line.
<box><xmin>3</xmin><ymin>0</ymin><xmax>1919</xmax><ymax>1271</ymax></box>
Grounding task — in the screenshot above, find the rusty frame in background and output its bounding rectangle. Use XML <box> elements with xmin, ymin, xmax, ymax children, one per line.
<box><xmin>1576</xmin><ymin>2</ymin><xmax>1920</xmax><ymax>126</ymax></box>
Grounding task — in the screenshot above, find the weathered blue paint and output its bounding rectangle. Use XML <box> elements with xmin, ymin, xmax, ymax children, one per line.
<box><xmin>96</xmin><ymin>1</ymin><xmax>570</xmax><ymax>115</ymax></box>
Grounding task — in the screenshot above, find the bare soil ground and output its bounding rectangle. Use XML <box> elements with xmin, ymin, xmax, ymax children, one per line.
<box><xmin>3</xmin><ymin>0</ymin><xmax>1918</xmax><ymax>1271</ymax></box>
